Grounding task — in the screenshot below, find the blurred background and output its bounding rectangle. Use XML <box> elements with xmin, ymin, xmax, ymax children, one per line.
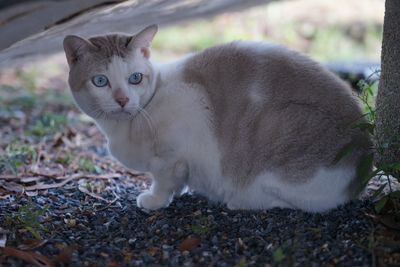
<box><xmin>0</xmin><ymin>0</ymin><xmax>384</xmax><ymax>89</ymax></box>
<box><xmin>152</xmin><ymin>0</ymin><xmax>383</xmax><ymax>61</ymax></box>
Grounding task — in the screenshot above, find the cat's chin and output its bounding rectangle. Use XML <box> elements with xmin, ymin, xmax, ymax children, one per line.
<box><xmin>93</xmin><ymin>109</ymin><xmax>139</xmax><ymax>121</ymax></box>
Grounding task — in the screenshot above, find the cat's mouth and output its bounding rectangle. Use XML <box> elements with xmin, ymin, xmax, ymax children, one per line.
<box><xmin>112</xmin><ymin>109</ymin><xmax>132</xmax><ymax>115</ymax></box>
<box><xmin>103</xmin><ymin>109</ymin><xmax>138</xmax><ymax>120</ymax></box>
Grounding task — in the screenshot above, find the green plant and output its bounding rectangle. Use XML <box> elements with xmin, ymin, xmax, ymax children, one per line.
<box><xmin>190</xmin><ymin>215</ymin><xmax>212</xmax><ymax>235</ymax></box>
<box><xmin>30</xmin><ymin>112</ymin><xmax>67</xmax><ymax>137</ymax></box>
<box><xmin>272</xmin><ymin>247</ymin><xmax>286</xmax><ymax>265</ymax></box>
<box><xmin>350</xmin><ymin>73</ymin><xmax>400</xmax><ymax>214</ymax></box>
<box><xmin>55</xmin><ymin>152</ymin><xmax>73</xmax><ymax>166</ymax></box>
<box><xmin>0</xmin><ymin>142</ymin><xmax>37</xmax><ymax>175</ymax></box>
<box><xmin>79</xmin><ymin>157</ymin><xmax>101</xmax><ymax>173</ymax></box>
<box><xmin>234</xmin><ymin>257</ymin><xmax>247</xmax><ymax>267</ymax></box>
<box><xmin>0</xmin><ymin>85</ymin><xmax>38</xmax><ymax>115</ymax></box>
<box><xmin>16</xmin><ymin>68</ymin><xmax>39</xmax><ymax>92</ymax></box>
<box><xmin>11</xmin><ymin>200</ymin><xmax>48</xmax><ymax>239</ymax></box>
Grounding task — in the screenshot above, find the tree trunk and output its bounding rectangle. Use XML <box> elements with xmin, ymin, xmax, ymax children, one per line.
<box><xmin>375</xmin><ymin>0</ymin><xmax>400</xmax><ymax>178</ymax></box>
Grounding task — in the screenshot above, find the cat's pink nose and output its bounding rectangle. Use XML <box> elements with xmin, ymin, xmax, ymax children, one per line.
<box><xmin>116</xmin><ymin>96</ymin><xmax>129</xmax><ymax>108</ymax></box>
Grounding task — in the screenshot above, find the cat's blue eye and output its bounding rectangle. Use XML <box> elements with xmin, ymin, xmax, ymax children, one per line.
<box><xmin>92</xmin><ymin>75</ymin><xmax>108</xmax><ymax>87</ymax></box>
<box><xmin>129</xmin><ymin>72</ymin><xmax>143</xmax><ymax>85</ymax></box>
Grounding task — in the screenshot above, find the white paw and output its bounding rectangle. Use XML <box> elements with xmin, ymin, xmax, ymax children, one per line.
<box><xmin>136</xmin><ymin>191</ymin><xmax>170</xmax><ymax>210</ymax></box>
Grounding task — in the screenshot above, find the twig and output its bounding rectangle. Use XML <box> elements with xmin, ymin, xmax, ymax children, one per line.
<box><xmin>30</xmin><ymin>171</ymin><xmax>63</xmax><ymax>179</ymax></box>
<box><xmin>73</xmin><ymin>173</ymin><xmax>124</xmax><ymax>180</ymax></box>
<box><xmin>0</xmin><ymin>173</ymin><xmax>124</xmax><ymax>180</ymax></box>
<box><xmin>95</xmin><ymin>195</ymin><xmax>120</xmax><ymax>211</ymax></box>
<box><xmin>0</xmin><ymin>247</ymin><xmax>54</xmax><ymax>267</ymax></box>
<box><xmin>24</xmin><ymin>177</ymin><xmax>76</xmax><ymax>191</ymax></box>
<box><xmin>78</xmin><ymin>185</ymin><xmax>110</xmax><ymax>203</ymax></box>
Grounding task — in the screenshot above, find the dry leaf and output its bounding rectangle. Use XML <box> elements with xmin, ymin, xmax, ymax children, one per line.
<box><xmin>52</xmin><ymin>133</ymin><xmax>64</xmax><ymax>148</ymax></box>
<box><xmin>20</xmin><ymin>177</ymin><xmax>41</xmax><ymax>183</ymax></box>
<box><xmin>64</xmin><ymin>218</ymin><xmax>77</xmax><ymax>227</ymax></box>
<box><xmin>0</xmin><ymin>194</ymin><xmax>11</xmax><ymax>199</ymax></box>
<box><xmin>26</xmin><ymin>190</ymin><xmax>39</xmax><ymax>196</ymax></box>
<box><xmin>179</xmin><ymin>237</ymin><xmax>201</xmax><ymax>252</ymax></box>
<box><xmin>61</xmin><ymin>136</ymin><xmax>75</xmax><ymax>148</ymax></box>
<box><xmin>66</xmin><ymin>127</ymin><xmax>77</xmax><ymax>139</ymax></box>
<box><xmin>100</xmin><ymin>252</ymin><xmax>109</xmax><ymax>257</ymax></box>
<box><xmin>18</xmin><ymin>239</ymin><xmax>48</xmax><ymax>251</ymax></box>
<box><xmin>0</xmin><ymin>181</ymin><xmax>24</xmax><ymax>193</ymax></box>
<box><xmin>0</xmin><ymin>169</ymin><xmax>126</xmax><ymax>201</ymax></box>
<box><xmin>106</xmin><ymin>260</ymin><xmax>121</xmax><ymax>267</ymax></box>
<box><xmin>147</xmin><ymin>246</ymin><xmax>160</xmax><ymax>256</ymax></box>
<box><xmin>29</xmin><ymin>169</ymin><xmax>64</xmax><ymax>179</ymax></box>
<box><xmin>78</xmin><ymin>185</ymin><xmax>109</xmax><ymax>202</ymax></box>
<box><xmin>0</xmin><ymin>175</ymin><xmax>18</xmax><ymax>180</ymax></box>
<box><xmin>0</xmin><ymin>246</ymin><xmax>54</xmax><ymax>267</ymax></box>
<box><xmin>53</xmin><ymin>245</ymin><xmax>78</xmax><ymax>264</ymax></box>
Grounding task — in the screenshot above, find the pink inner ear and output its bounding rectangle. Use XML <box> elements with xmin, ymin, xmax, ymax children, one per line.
<box><xmin>141</xmin><ymin>47</ymin><xmax>151</xmax><ymax>58</ymax></box>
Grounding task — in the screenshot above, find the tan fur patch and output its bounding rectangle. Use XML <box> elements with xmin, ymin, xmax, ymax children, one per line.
<box><xmin>183</xmin><ymin>42</ymin><xmax>371</xmax><ymax>187</ymax></box>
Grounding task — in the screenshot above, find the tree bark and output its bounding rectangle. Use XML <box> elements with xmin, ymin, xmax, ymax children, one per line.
<box><xmin>375</xmin><ymin>0</ymin><xmax>400</xmax><ymax>177</ymax></box>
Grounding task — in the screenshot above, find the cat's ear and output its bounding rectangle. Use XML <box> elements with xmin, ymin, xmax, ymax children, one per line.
<box><xmin>128</xmin><ymin>24</ymin><xmax>158</xmax><ymax>58</ymax></box>
<box><xmin>63</xmin><ymin>35</ymin><xmax>94</xmax><ymax>65</ymax></box>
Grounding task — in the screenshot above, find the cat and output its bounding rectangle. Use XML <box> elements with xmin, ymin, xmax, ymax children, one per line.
<box><xmin>63</xmin><ymin>24</ymin><xmax>371</xmax><ymax>212</ymax></box>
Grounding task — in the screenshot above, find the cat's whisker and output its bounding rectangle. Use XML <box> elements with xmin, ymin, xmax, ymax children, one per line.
<box><xmin>92</xmin><ymin>109</ymin><xmax>102</xmax><ymax>118</ymax></box>
<box><xmin>135</xmin><ymin>106</ymin><xmax>159</xmax><ymax>148</ymax></box>
<box><xmin>91</xmin><ymin>107</ymin><xmax>106</xmax><ymax>120</ymax></box>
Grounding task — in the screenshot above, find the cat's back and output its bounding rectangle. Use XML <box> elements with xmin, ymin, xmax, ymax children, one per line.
<box><xmin>183</xmin><ymin>41</ymin><xmax>353</xmax><ymax>104</ymax></box>
<box><xmin>182</xmin><ymin>41</ymin><xmax>361</xmax><ymax>131</ymax></box>
<box><xmin>182</xmin><ymin>41</ymin><xmax>369</xmax><ymax>185</ymax></box>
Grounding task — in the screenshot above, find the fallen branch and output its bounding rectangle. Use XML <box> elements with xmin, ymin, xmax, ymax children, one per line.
<box><xmin>0</xmin><ymin>247</ymin><xmax>54</xmax><ymax>267</ymax></box>
<box><xmin>24</xmin><ymin>177</ymin><xmax>76</xmax><ymax>191</ymax></box>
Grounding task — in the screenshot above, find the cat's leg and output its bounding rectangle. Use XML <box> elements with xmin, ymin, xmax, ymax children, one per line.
<box><xmin>137</xmin><ymin>159</ymin><xmax>188</xmax><ymax>210</ymax></box>
<box><xmin>225</xmin><ymin>172</ymin><xmax>296</xmax><ymax>210</ymax></box>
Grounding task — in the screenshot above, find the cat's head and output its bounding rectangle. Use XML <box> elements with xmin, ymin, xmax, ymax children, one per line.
<box><xmin>63</xmin><ymin>25</ymin><xmax>158</xmax><ymax>121</ymax></box>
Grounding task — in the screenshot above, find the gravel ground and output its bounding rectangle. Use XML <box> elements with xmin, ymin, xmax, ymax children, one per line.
<box><xmin>0</xmin><ymin>178</ymin><xmax>377</xmax><ymax>267</ymax></box>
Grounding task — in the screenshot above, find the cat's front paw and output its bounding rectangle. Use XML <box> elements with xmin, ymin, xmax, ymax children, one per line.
<box><xmin>136</xmin><ymin>191</ymin><xmax>171</xmax><ymax>210</ymax></box>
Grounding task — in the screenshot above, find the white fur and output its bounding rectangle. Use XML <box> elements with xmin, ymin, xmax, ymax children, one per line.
<box><xmin>91</xmin><ymin>49</ymin><xmax>354</xmax><ymax>213</ymax></box>
<box><xmin>95</xmin><ymin>57</ymin><xmax>226</xmax><ymax>210</ymax></box>
<box><xmin>225</xmin><ymin>167</ymin><xmax>355</xmax><ymax>212</ymax></box>
<box><xmin>248</xmin><ymin>85</ymin><xmax>268</xmax><ymax>106</ymax></box>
